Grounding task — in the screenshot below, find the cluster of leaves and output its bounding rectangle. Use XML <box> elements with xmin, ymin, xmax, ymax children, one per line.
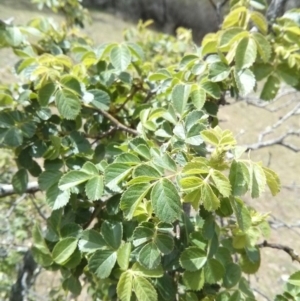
<box><xmin>123</xmin><ymin>20</ymin><xmax>195</xmax><ymax>70</ymax></box>
<box><xmin>31</xmin><ymin>0</ymin><xmax>91</xmax><ymax>27</ymax></box>
<box><xmin>0</xmin><ymin>0</ymin><xmax>300</xmax><ymax>300</ymax></box>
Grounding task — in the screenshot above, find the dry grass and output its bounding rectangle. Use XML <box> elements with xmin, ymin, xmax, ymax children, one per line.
<box><xmin>1</xmin><ymin>1</ymin><xmax>300</xmax><ymax>300</ymax></box>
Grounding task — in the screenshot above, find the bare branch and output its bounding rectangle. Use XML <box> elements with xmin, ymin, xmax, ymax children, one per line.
<box><xmin>257</xmin><ymin>240</ymin><xmax>300</xmax><ymax>264</ymax></box>
<box><xmin>245</xmin><ymin>129</ymin><xmax>300</xmax><ymax>152</ymax></box>
<box><xmin>0</xmin><ymin>182</ymin><xmax>39</xmax><ymax>198</ymax></box>
<box><xmin>243</xmin><ymin>100</ymin><xmax>300</xmax><ymax>152</ymax></box>
<box><xmin>258</xmin><ymin>102</ymin><xmax>300</xmax><ymax>141</ymax></box>
<box><xmin>269</xmin><ymin>215</ymin><xmax>300</xmax><ymax>237</ymax></box>
<box><xmin>96</xmin><ymin>108</ymin><xmax>138</xmax><ymax>136</ymax></box>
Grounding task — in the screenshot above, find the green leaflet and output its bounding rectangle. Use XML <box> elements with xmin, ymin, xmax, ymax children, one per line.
<box><xmin>252</xmin><ymin>32</ymin><xmax>271</xmax><ymax>62</ymax></box>
<box><xmin>31</xmin><ymin>246</ymin><xmax>53</xmax><ymax>267</ymax></box>
<box><xmin>3</xmin><ymin>26</ymin><xmax>23</xmax><ymax>46</ymax></box>
<box><xmin>277</xmin><ymin>63</ymin><xmax>299</xmax><ymax>87</ymax></box>
<box><xmin>211</xmin><ymin>170</ymin><xmax>231</xmax><ymax>197</ymax></box>
<box><xmin>182</xmin><ymin>160</ymin><xmax>210</xmax><ymax>175</ymax></box>
<box><xmin>32</xmin><ymin>224</ymin><xmax>51</xmax><ymax>255</ymax></box>
<box><xmin>204</xmin><ymin>258</ymin><xmax>225</xmax><ymax>283</ymax></box>
<box><xmin>85</xmin><ymin>175</ymin><xmax>104</xmax><ymax>201</ymax></box>
<box><xmin>234</xmin><ymin>68</ymin><xmax>256</xmax><ymax>96</ymax></box>
<box><xmin>60</xmin><ymin>75</ymin><xmax>82</xmax><ymax>96</ymax></box>
<box><xmin>262</xmin><ymin>166</ymin><xmax>281</xmax><ymax>196</ymax></box>
<box><xmin>260</xmin><ymin>74</ymin><xmax>280</xmax><ymax>101</ymax></box>
<box><xmin>81</xmin><ymin>161</ymin><xmax>99</xmax><ymax>175</ymax></box>
<box><xmin>219</xmin><ymin>27</ymin><xmax>246</xmax><ymax>50</ymax></box>
<box><xmin>55</xmin><ymin>89</ymin><xmax>81</xmax><ymax>120</ymax></box>
<box><xmin>230</xmin><ymin>197</ymin><xmax>251</xmax><ymax>232</ymax></box>
<box><xmin>288</xmin><ymin>271</ymin><xmax>300</xmax><ymax>287</ymax></box>
<box><xmin>155</xmin><ymin>274</ymin><xmax>177</xmax><ymax>300</ymax></box>
<box><xmin>132</xmin><ymin>262</ymin><xmax>164</xmax><ymax>278</ymax></box>
<box><xmin>78</xmin><ymin>229</ymin><xmax>106</xmax><ymax>252</ymax></box>
<box><xmin>208</xmin><ymin>62</ymin><xmax>231</xmax><ymax>82</ymax></box>
<box><xmin>12</xmin><ymin>168</ymin><xmax>28</xmax><ymax>194</ymax></box>
<box><xmin>115</xmin><ymin>153</ymin><xmax>141</xmax><ymax>164</ymax></box>
<box><xmin>60</xmin><ymin>223</ymin><xmax>82</xmax><ymax>238</ymax></box>
<box><xmin>110</xmin><ymin>44</ymin><xmax>131</xmax><ymax>71</ymax></box>
<box><xmin>239</xmin><ymin>248</ymin><xmax>260</xmax><ymax>274</ymax></box>
<box><xmin>117</xmin><ymin>271</ymin><xmax>133</xmax><ymax>301</ymax></box>
<box><xmin>190</xmin><ymin>86</ymin><xmax>206</xmax><ymax>110</ymax></box>
<box><xmin>154</xmin><ymin>233</ymin><xmax>174</xmax><ymax>254</ymax></box>
<box><xmin>88</xmin><ymin>249</ymin><xmax>117</xmax><ymax>279</ymax></box>
<box><xmin>151</xmin><ymin>178</ymin><xmax>182</xmax><ymax>223</ymax></box>
<box><xmin>58</xmin><ymin>170</ymin><xmax>92</xmax><ymax>190</ymax></box>
<box><xmin>46</xmin><ymin>184</ymin><xmax>70</xmax><ymax>210</ymax></box>
<box><xmin>138</xmin><ymin>242</ymin><xmax>161</xmax><ymax>269</ymax></box>
<box><xmin>235</xmin><ymin>37</ymin><xmax>257</xmax><ymax>70</ymax></box>
<box><xmin>101</xmin><ymin>221</ymin><xmax>123</xmax><ymax>250</ymax></box>
<box><xmin>63</xmin><ymin>275</ymin><xmax>82</xmax><ymax>296</ymax></box>
<box><xmin>250</xmin><ymin>11</ymin><xmax>268</xmax><ymax>34</ymax></box>
<box><xmin>183</xmin><ymin>269</ymin><xmax>205</xmax><ymax>291</ymax></box>
<box><xmin>201</xmin><ymin>183</ymin><xmax>220</xmax><ymax>211</ymax></box>
<box><xmin>171</xmin><ymin>83</ymin><xmax>191</xmax><ymax>115</ymax></box>
<box><xmin>179</xmin><ymin>247</ymin><xmax>207</xmax><ymax>271</ymax></box>
<box><xmin>133</xmin><ymin>223</ymin><xmax>155</xmax><ymax>246</ymax></box>
<box><xmin>105</xmin><ymin>163</ymin><xmax>133</xmax><ymax>190</ymax></box>
<box><xmin>38</xmin><ymin>170</ymin><xmax>62</xmax><ymax>191</ymax></box>
<box><xmin>180</xmin><ymin>176</ymin><xmax>203</xmax><ymax>191</ymax></box>
<box><xmin>201</xmin><ymin>126</ymin><xmax>236</xmax><ymax>147</ymax></box>
<box><xmin>120</xmin><ymin>183</ymin><xmax>151</xmax><ymax>220</ymax></box>
<box><xmin>200</xmin><ymin>81</ymin><xmax>221</xmax><ymax>99</ymax></box>
<box><xmin>223</xmin><ymin>263</ymin><xmax>242</xmax><ymax>288</ymax></box>
<box><xmin>117</xmin><ymin>242</ymin><xmax>131</xmax><ymax>270</ymax></box>
<box><xmin>250</xmin><ymin>0</ymin><xmax>267</xmax><ymax>10</ymax></box>
<box><xmin>184</xmin><ymin>189</ymin><xmax>202</xmax><ymax>210</ymax></box>
<box><xmin>52</xmin><ymin>237</ymin><xmax>78</xmax><ymax>265</ymax></box>
<box><xmin>38</xmin><ymin>82</ymin><xmax>55</xmax><ymax>106</ymax></box>
<box><xmin>152</xmin><ymin>153</ymin><xmax>177</xmax><ymax>172</ymax></box>
<box><xmin>133</xmin><ymin>276</ymin><xmax>158</xmax><ymax>301</ymax></box>
<box><xmin>229</xmin><ymin>160</ymin><xmax>250</xmax><ymax>196</ymax></box>
<box><xmin>250</xmin><ymin>163</ymin><xmax>266</xmax><ymax>198</ymax></box>
<box><xmin>133</xmin><ymin>164</ymin><xmax>161</xmax><ymax>178</ymax></box>
<box><xmin>89</xmin><ymin>89</ymin><xmax>110</xmax><ymax>111</ymax></box>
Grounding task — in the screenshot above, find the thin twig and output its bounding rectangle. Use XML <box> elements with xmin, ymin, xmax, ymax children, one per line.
<box><xmin>29</xmin><ymin>196</ymin><xmax>47</xmax><ymax>221</ymax></box>
<box><xmin>116</xmin><ymin>86</ymin><xmax>138</xmax><ymax>112</ymax></box>
<box><xmin>245</xmin><ymin>130</ymin><xmax>300</xmax><ymax>152</ymax></box>
<box><xmin>257</xmin><ymin>240</ymin><xmax>300</xmax><ymax>264</ymax></box>
<box><xmin>5</xmin><ymin>194</ymin><xmax>27</xmax><ymax>218</ymax></box>
<box><xmin>91</xmin><ymin>127</ymin><xmax>117</xmax><ymax>145</ymax></box>
<box><xmin>96</xmin><ymin>108</ymin><xmax>138</xmax><ymax>136</ymax></box>
<box><xmin>252</xmin><ymin>288</ymin><xmax>271</xmax><ymax>301</ymax></box>
<box><xmin>83</xmin><ymin>202</ymin><xmax>105</xmax><ymax>229</ymax></box>
<box><xmin>258</xmin><ymin>102</ymin><xmax>300</xmax><ymax>142</ymax></box>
